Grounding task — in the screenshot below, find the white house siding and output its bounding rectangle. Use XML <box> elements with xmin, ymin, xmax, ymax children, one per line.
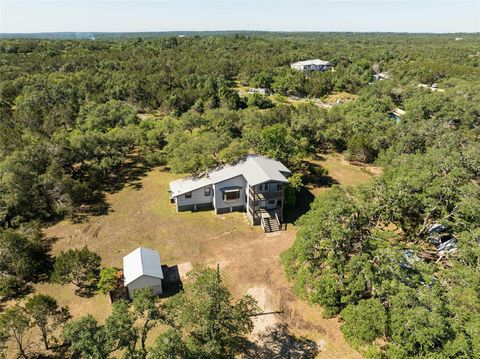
<box><xmin>176</xmin><ymin>185</ymin><xmax>213</xmax><ymax>211</ymax></box>
<box><xmin>213</xmin><ymin>175</ymin><xmax>247</xmax><ymax>214</ymax></box>
<box><xmin>127</xmin><ymin>275</ymin><xmax>163</xmax><ymax>298</ymax></box>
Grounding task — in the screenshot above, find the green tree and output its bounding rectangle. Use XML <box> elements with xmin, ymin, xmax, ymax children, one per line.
<box><xmin>132</xmin><ymin>288</ymin><xmax>162</xmax><ymax>354</ymax></box>
<box><xmin>14</xmin><ymin>77</ymin><xmax>80</xmax><ymax>135</ymax></box>
<box><xmin>246</xmin><ymin>93</ymin><xmax>274</xmax><ymax>109</ymax></box>
<box><xmin>164</xmin><ymin>266</ymin><xmax>258</xmax><ymax>358</ymax></box>
<box><xmin>0</xmin><ymin>275</ymin><xmax>28</xmax><ymax>301</ymax></box>
<box><xmin>284</xmin><ymin>172</ymin><xmax>303</xmax><ymax>206</ymax></box>
<box><xmin>63</xmin><ymin>315</ymin><xmax>108</xmax><ymax>359</ymax></box>
<box><xmin>340</xmin><ymin>298</ymin><xmax>387</xmax><ymax>347</ymax></box>
<box><xmin>252</xmin><ymin>123</ymin><xmax>306</xmax><ymax>169</ymax></box>
<box><xmin>0</xmin><ymin>305</ymin><xmax>30</xmax><ymax>359</ymax></box>
<box><xmin>388</xmin><ymin>286</ymin><xmax>449</xmax><ymax>357</ymax></box>
<box><xmin>0</xmin><ymin>228</ymin><xmax>47</xmax><ymax>280</ymax></box>
<box><xmin>25</xmin><ymin>294</ymin><xmax>71</xmax><ymax>350</ymax></box>
<box><xmin>103</xmin><ymin>300</ymin><xmax>138</xmax><ymax>355</ymax></box>
<box><xmin>52</xmin><ymin>246</ymin><xmax>101</xmax><ymax>295</ymax></box>
<box><xmin>147</xmin><ymin>329</ymin><xmax>188</xmax><ymax>359</ymax></box>
<box><xmin>272</xmin><ymin>69</ymin><xmax>305</xmax><ymax>96</ymax></box>
<box><xmin>77</xmin><ymin>100</ymin><xmax>139</xmax><ymax>133</ymax></box>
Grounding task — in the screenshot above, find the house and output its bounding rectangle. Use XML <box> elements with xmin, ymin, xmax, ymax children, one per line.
<box><xmin>417</xmin><ymin>83</ymin><xmax>445</xmax><ymax>92</ymax></box>
<box><xmin>290</xmin><ymin>59</ymin><xmax>332</xmax><ymax>72</ymax></box>
<box><xmin>373</xmin><ymin>72</ymin><xmax>389</xmax><ymax>81</ymax></box>
<box><xmin>123</xmin><ymin>247</ymin><xmax>164</xmax><ymax>298</ymax></box>
<box><xmin>388</xmin><ymin>108</ymin><xmax>406</xmax><ymax>123</ymax></box>
<box><xmin>248</xmin><ymin>87</ymin><xmax>269</xmax><ymax>95</ymax></box>
<box><xmin>169</xmin><ymin>155</ymin><xmax>291</xmax><ymax>232</ymax></box>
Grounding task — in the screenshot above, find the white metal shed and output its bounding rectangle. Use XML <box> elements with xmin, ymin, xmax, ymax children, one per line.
<box><xmin>123</xmin><ymin>247</ymin><xmax>164</xmax><ymax>298</ymax></box>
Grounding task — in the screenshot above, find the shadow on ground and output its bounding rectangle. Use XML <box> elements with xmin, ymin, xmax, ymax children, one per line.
<box><xmin>244</xmin><ymin>323</ymin><xmax>319</xmax><ymax>359</ymax></box>
<box><xmin>284</xmin><ymin>157</ymin><xmax>340</xmax><ymax>224</ymax></box>
<box><xmin>159</xmin><ymin>264</ymin><xmax>184</xmax><ymax>298</ymax></box>
<box><xmin>70</xmin><ymin>155</ymin><xmax>156</xmax><ymax>223</ymax></box>
<box><xmin>284</xmin><ymin>187</ymin><xmax>315</xmax><ymax>224</ymax></box>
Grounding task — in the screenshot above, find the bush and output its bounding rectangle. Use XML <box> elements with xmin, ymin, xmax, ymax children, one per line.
<box><xmin>340</xmin><ymin>298</ymin><xmax>387</xmax><ymax>347</ymax></box>
<box><xmin>97</xmin><ymin>267</ymin><xmax>118</xmax><ymax>294</ymax></box>
<box><xmin>247</xmin><ymin>93</ymin><xmax>274</xmax><ymax>109</ymax></box>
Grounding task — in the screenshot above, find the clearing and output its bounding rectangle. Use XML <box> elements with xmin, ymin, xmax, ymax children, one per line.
<box><xmin>8</xmin><ymin>154</ymin><xmax>375</xmax><ymax>358</ymax></box>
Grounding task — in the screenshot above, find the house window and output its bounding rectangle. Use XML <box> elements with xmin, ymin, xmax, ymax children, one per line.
<box><xmin>268</xmin><ymin>200</ymin><xmax>275</xmax><ymax>205</ymax></box>
<box><xmin>204</xmin><ymin>187</ymin><xmax>211</xmax><ymax>196</ymax></box>
<box><xmin>185</xmin><ymin>192</ymin><xmax>192</xmax><ymax>199</ymax></box>
<box><xmin>259</xmin><ymin>183</ymin><xmax>269</xmax><ymax>192</ymax></box>
<box><xmin>223</xmin><ymin>190</ymin><xmax>240</xmax><ymax>202</ymax></box>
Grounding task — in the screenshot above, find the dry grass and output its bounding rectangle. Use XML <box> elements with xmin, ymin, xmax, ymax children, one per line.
<box><xmin>305</xmin><ymin>153</ymin><xmax>378</xmax><ymax>197</ymax></box>
<box><xmin>5</xmin><ymin>155</ymin><xmax>374</xmax><ymax>359</ymax></box>
<box><xmin>324</xmin><ymin>92</ymin><xmax>358</xmax><ymax>104</ymax></box>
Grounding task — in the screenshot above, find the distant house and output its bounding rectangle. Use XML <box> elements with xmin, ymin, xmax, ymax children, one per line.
<box><xmin>248</xmin><ymin>87</ymin><xmax>269</xmax><ymax>95</ymax></box>
<box><xmin>290</xmin><ymin>59</ymin><xmax>332</xmax><ymax>72</ymax></box>
<box><xmin>123</xmin><ymin>247</ymin><xmax>164</xmax><ymax>298</ymax></box>
<box><xmin>373</xmin><ymin>72</ymin><xmax>389</xmax><ymax>81</ymax></box>
<box><xmin>417</xmin><ymin>83</ymin><xmax>445</xmax><ymax>92</ymax></box>
<box><xmin>169</xmin><ymin>155</ymin><xmax>291</xmax><ymax>232</ymax></box>
<box><xmin>388</xmin><ymin>108</ymin><xmax>406</xmax><ymax>123</ymax></box>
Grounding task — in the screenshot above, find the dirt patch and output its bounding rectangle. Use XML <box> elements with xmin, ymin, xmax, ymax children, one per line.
<box><xmin>247</xmin><ymin>286</ymin><xmax>278</xmax><ymax>337</ymax></box>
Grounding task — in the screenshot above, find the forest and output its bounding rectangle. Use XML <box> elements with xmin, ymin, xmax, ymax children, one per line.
<box><xmin>0</xmin><ymin>33</ymin><xmax>479</xmax><ymax>358</ymax></box>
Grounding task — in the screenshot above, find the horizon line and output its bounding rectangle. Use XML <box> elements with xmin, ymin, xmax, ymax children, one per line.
<box><xmin>1</xmin><ymin>30</ymin><xmax>479</xmax><ymax>35</ymax></box>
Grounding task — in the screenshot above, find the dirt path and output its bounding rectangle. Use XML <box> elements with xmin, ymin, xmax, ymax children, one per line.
<box><xmin>209</xmin><ymin>225</ymin><xmax>362</xmax><ymax>358</ymax></box>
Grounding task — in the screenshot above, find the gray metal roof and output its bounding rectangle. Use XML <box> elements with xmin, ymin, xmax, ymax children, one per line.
<box><xmin>169</xmin><ymin>155</ymin><xmax>291</xmax><ymax>197</ymax></box>
<box><xmin>123</xmin><ymin>247</ymin><xmax>164</xmax><ymax>285</ymax></box>
<box><xmin>291</xmin><ymin>59</ymin><xmax>332</xmax><ymax>66</ymax></box>
<box><xmin>169</xmin><ymin>176</ymin><xmax>211</xmax><ymax>198</ymax></box>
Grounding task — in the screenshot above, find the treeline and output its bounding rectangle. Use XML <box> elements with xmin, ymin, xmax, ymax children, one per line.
<box><xmin>282</xmin><ymin>139</ymin><xmax>480</xmax><ymax>357</ymax></box>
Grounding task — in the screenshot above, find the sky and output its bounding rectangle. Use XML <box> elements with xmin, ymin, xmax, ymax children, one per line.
<box><xmin>1</xmin><ymin>0</ymin><xmax>479</xmax><ymax>34</ymax></box>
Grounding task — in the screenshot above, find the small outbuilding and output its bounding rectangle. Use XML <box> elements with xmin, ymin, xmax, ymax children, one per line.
<box><xmin>123</xmin><ymin>247</ymin><xmax>164</xmax><ymax>298</ymax></box>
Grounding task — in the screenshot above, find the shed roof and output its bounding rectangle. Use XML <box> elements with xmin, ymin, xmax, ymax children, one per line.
<box><xmin>123</xmin><ymin>247</ymin><xmax>164</xmax><ymax>285</ymax></box>
<box><xmin>169</xmin><ymin>155</ymin><xmax>291</xmax><ymax>197</ymax></box>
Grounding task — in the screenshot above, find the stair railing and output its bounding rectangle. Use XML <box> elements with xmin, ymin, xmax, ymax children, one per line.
<box><xmin>275</xmin><ymin>212</ymin><xmax>285</xmax><ymax>231</ymax></box>
<box><xmin>261</xmin><ymin>216</ymin><xmax>267</xmax><ymax>232</ymax></box>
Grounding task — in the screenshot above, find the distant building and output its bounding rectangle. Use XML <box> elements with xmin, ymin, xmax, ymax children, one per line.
<box><xmin>373</xmin><ymin>72</ymin><xmax>389</xmax><ymax>81</ymax></box>
<box><xmin>388</xmin><ymin>108</ymin><xmax>406</xmax><ymax>123</ymax></box>
<box><xmin>123</xmin><ymin>247</ymin><xmax>164</xmax><ymax>298</ymax></box>
<box><xmin>455</xmin><ymin>37</ymin><xmax>463</xmax><ymax>41</ymax></box>
<box><xmin>290</xmin><ymin>59</ymin><xmax>332</xmax><ymax>72</ymax></box>
<box><xmin>169</xmin><ymin>155</ymin><xmax>291</xmax><ymax>232</ymax></box>
<box><xmin>417</xmin><ymin>83</ymin><xmax>445</xmax><ymax>92</ymax></box>
<box><xmin>248</xmin><ymin>87</ymin><xmax>269</xmax><ymax>95</ymax></box>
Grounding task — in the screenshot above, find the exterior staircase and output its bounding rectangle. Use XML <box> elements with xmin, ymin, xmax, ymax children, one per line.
<box><xmin>260</xmin><ymin>209</ymin><xmax>282</xmax><ymax>233</ymax></box>
<box><xmin>263</xmin><ymin>216</ymin><xmax>281</xmax><ymax>233</ymax></box>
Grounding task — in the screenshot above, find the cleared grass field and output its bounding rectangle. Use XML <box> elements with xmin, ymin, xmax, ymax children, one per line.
<box><xmin>6</xmin><ymin>154</ymin><xmax>375</xmax><ymax>358</ymax></box>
